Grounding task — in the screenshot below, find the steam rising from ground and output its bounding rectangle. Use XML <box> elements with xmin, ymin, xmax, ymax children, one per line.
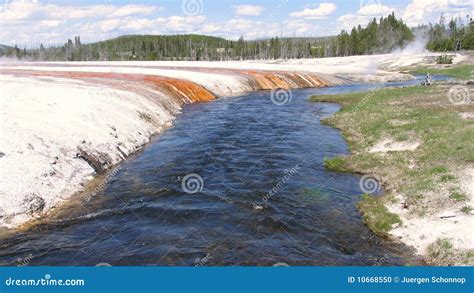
<box><xmin>392</xmin><ymin>33</ymin><xmax>429</xmax><ymax>55</ymax></box>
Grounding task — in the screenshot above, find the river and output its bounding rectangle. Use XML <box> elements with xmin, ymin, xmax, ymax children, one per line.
<box><xmin>0</xmin><ymin>76</ymin><xmax>447</xmax><ymax>266</ymax></box>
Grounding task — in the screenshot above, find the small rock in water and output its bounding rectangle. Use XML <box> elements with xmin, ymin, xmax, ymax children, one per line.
<box><xmin>252</xmin><ymin>204</ymin><xmax>263</xmax><ymax>210</ymax></box>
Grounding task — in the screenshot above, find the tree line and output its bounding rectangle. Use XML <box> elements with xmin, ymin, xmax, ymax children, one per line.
<box><xmin>422</xmin><ymin>15</ymin><xmax>474</xmax><ymax>51</ymax></box>
<box><xmin>1</xmin><ymin>13</ymin><xmax>473</xmax><ymax>61</ymax></box>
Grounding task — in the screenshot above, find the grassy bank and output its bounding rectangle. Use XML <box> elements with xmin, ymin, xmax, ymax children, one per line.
<box><xmin>310</xmin><ymin>75</ymin><xmax>474</xmax><ymax>265</ymax></box>
<box><xmin>405</xmin><ymin>64</ymin><xmax>474</xmax><ymax>80</ymax></box>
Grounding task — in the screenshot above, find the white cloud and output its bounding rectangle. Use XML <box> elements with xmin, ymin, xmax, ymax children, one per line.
<box><xmin>0</xmin><ymin>1</ymin><xmax>160</xmax><ymax>21</ymax></box>
<box><xmin>402</xmin><ymin>0</ymin><xmax>474</xmax><ymax>26</ymax></box>
<box><xmin>109</xmin><ymin>5</ymin><xmax>161</xmax><ymax>18</ymax></box>
<box><xmin>6</xmin><ymin>0</ymin><xmax>472</xmax><ymax>47</ymax></box>
<box><xmin>0</xmin><ymin>1</ymin><xmax>319</xmax><ymax>45</ymax></box>
<box><xmin>197</xmin><ymin>17</ymin><xmax>322</xmax><ymax>40</ymax></box>
<box><xmin>165</xmin><ymin>15</ymin><xmax>207</xmax><ymax>32</ymax></box>
<box><xmin>0</xmin><ymin>0</ymin><xmax>165</xmax><ymax>45</ymax></box>
<box><xmin>290</xmin><ymin>3</ymin><xmax>336</xmax><ymax>19</ymax></box>
<box><xmin>337</xmin><ymin>3</ymin><xmax>396</xmax><ymax>31</ymax></box>
<box><xmin>283</xmin><ymin>19</ymin><xmax>319</xmax><ymax>36</ymax></box>
<box><xmin>337</xmin><ymin>0</ymin><xmax>474</xmax><ymax>33</ymax></box>
<box><xmin>358</xmin><ymin>4</ymin><xmax>394</xmax><ymax>16</ymax></box>
<box><xmin>99</xmin><ymin>19</ymin><xmax>122</xmax><ymax>33</ymax></box>
<box><xmin>233</xmin><ymin>5</ymin><xmax>264</xmax><ymax>16</ymax></box>
<box><xmin>201</xmin><ymin>18</ymin><xmax>278</xmax><ymax>39</ymax></box>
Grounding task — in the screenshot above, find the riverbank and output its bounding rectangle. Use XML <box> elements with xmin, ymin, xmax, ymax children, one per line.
<box><xmin>310</xmin><ymin>65</ymin><xmax>474</xmax><ymax>265</ymax></box>
<box><xmin>0</xmin><ymin>65</ymin><xmax>338</xmax><ymax>229</ymax></box>
<box><xmin>4</xmin><ymin>51</ymin><xmax>468</xmax><ymax>88</ymax></box>
<box><xmin>0</xmin><ymin>82</ymin><xmax>422</xmax><ymax>266</ymax></box>
<box><xmin>0</xmin><ymin>51</ymin><xmax>470</xmax><ymax>231</ymax></box>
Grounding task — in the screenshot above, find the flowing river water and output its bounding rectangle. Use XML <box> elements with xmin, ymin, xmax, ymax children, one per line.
<box><xmin>0</xmin><ymin>76</ymin><xmax>447</xmax><ymax>266</ymax></box>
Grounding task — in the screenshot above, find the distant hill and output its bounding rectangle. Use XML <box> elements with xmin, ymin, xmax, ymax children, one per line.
<box><xmin>3</xmin><ymin>33</ymin><xmax>324</xmax><ymax>61</ymax></box>
<box><xmin>87</xmin><ymin>34</ymin><xmax>232</xmax><ymax>60</ymax></box>
<box><xmin>0</xmin><ymin>44</ymin><xmax>13</xmax><ymax>52</ymax></box>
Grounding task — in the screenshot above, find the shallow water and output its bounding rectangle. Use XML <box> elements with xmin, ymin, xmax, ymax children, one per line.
<box><xmin>0</xmin><ymin>76</ymin><xmax>448</xmax><ymax>266</ymax></box>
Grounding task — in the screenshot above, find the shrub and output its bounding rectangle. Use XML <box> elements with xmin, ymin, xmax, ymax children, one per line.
<box><xmin>436</xmin><ymin>55</ymin><xmax>453</xmax><ymax>64</ymax></box>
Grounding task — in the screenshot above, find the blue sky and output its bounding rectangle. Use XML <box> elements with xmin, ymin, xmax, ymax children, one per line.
<box><xmin>1</xmin><ymin>0</ymin><xmax>473</xmax><ymax>47</ymax></box>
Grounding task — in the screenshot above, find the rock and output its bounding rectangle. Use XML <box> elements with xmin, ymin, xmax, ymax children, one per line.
<box><xmin>51</xmin><ymin>156</ymin><xmax>59</xmax><ymax>165</ymax></box>
<box><xmin>23</xmin><ymin>194</ymin><xmax>46</xmax><ymax>215</ymax></box>
<box><xmin>401</xmin><ymin>199</ymin><xmax>409</xmax><ymax>209</ymax></box>
<box><xmin>439</xmin><ymin>211</ymin><xmax>457</xmax><ymax>219</ymax></box>
<box><xmin>0</xmin><ymin>151</ymin><xmax>5</xmax><ymax>158</ymax></box>
<box><xmin>117</xmin><ymin>146</ymin><xmax>128</xmax><ymax>159</ymax></box>
<box><xmin>76</xmin><ymin>148</ymin><xmax>112</xmax><ymax>173</ymax></box>
<box><xmin>253</xmin><ymin>204</ymin><xmax>263</xmax><ymax>210</ymax></box>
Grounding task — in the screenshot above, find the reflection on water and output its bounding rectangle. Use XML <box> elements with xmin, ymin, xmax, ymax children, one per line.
<box><xmin>0</xmin><ymin>77</ymin><xmax>444</xmax><ymax>266</ymax></box>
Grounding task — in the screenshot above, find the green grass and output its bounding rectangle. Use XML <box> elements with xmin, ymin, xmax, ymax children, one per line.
<box><xmin>357</xmin><ymin>194</ymin><xmax>402</xmax><ymax>236</ymax></box>
<box><xmin>449</xmin><ymin>190</ymin><xmax>467</xmax><ymax>202</ymax></box>
<box><xmin>323</xmin><ymin>156</ymin><xmax>349</xmax><ymax>172</ymax></box>
<box><xmin>427</xmin><ymin>238</ymin><xmax>474</xmax><ymax>266</ymax></box>
<box><xmin>310</xmin><ymin>85</ymin><xmax>429</xmax><ymax>105</ymax></box>
<box><xmin>461</xmin><ymin>206</ymin><xmax>472</xmax><ymax>215</ymax></box>
<box><xmin>430</xmin><ymin>166</ymin><xmax>448</xmax><ymax>174</ymax></box>
<box><xmin>406</xmin><ymin>64</ymin><xmax>474</xmax><ymax>80</ymax></box>
<box><xmin>439</xmin><ymin>174</ymin><xmax>456</xmax><ymax>183</ymax></box>
<box><xmin>310</xmin><ymin>85</ymin><xmax>474</xmax><ymax>203</ymax></box>
<box><xmin>310</xmin><ymin>82</ymin><xmax>473</xmax><ymax>265</ymax></box>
